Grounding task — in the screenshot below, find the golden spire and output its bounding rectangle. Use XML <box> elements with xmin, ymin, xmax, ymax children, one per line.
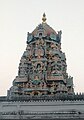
<box><xmin>42</xmin><ymin>13</ymin><xmax>47</xmax><ymax>23</ymax></box>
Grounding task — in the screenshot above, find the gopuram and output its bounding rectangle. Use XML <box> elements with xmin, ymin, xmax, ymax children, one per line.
<box><xmin>8</xmin><ymin>13</ymin><xmax>74</xmax><ymax>97</ymax></box>
<box><xmin>0</xmin><ymin>13</ymin><xmax>84</xmax><ymax>120</ymax></box>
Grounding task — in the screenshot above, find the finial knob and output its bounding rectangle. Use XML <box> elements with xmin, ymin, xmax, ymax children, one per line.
<box><xmin>42</xmin><ymin>13</ymin><xmax>47</xmax><ymax>23</ymax></box>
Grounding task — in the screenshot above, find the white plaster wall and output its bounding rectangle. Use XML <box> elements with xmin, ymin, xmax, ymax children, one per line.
<box><xmin>0</xmin><ymin>100</ymin><xmax>84</xmax><ymax>112</ymax></box>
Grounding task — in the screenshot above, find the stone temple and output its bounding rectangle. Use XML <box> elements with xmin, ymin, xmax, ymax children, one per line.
<box><xmin>0</xmin><ymin>13</ymin><xmax>84</xmax><ymax>120</ymax></box>
<box><xmin>8</xmin><ymin>13</ymin><xmax>74</xmax><ymax>97</ymax></box>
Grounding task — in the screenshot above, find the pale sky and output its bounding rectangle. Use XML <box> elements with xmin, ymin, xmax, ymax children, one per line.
<box><xmin>0</xmin><ymin>0</ymin><xmax>84</xmax><ymax>96</ymax></box>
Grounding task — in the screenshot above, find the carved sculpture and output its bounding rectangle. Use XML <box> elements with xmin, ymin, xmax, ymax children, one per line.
<box><xmin>8</xmin><ymin>14</ymin><xmax>74</xmax><ymax>97</ymax></box>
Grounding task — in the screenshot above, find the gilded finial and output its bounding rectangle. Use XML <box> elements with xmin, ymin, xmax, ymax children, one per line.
<box><xmin>42</xmin><ymin>13</ymin><xmax>47</xmax><ymax>23</ymax></box>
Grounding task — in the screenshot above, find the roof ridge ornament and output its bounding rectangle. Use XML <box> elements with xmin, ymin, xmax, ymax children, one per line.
<box><xmin>42</xmin><ymin>13</ymin><xmax>47</xmax><ymax>23</ymax></box>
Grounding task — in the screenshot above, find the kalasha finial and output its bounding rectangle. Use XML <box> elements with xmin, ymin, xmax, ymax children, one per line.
<box><xmin>42</xmin><ymin>13</ymin><xmax>47</xmax><ymax>23</ymax></box>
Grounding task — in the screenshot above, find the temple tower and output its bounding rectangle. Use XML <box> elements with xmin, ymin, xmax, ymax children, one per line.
<box><xmin>8</xmin><ymin>13</ymin><xmax>74</xmax><ymax>97</ymax></box>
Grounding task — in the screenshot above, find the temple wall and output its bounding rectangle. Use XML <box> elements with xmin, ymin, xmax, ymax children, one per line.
<box><xmin>0</xmin><ymin>100</ymin><xmax>84</xmax><ymax>119</ymax></box>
